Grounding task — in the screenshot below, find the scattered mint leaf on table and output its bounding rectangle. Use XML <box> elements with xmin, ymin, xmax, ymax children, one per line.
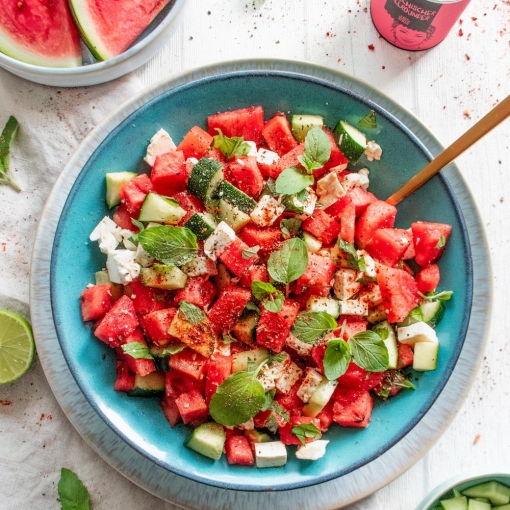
<box><xmin>323</xmin><ymin>339</ymin><xmax>351</xmax><ymax>380</ymax></box>
<box><xmin>0</xmin><ymin>116</ymin><xmax>21</xmax><ymax>192</ymax></box>
<box><xmin>348</xmin><ymin>331</ymin><xmax>389</xmax><ymax>372</ymax></box>
<box><xmin>121</xmin><ymin>342</ymin><xmax>153</xmax><ymax>360</ymax></box>
<box><xmin>291</xmin><ymin>423</ymin><xmax>321</xmax><ymax>446</ymax></box>
<box><xmin>58</xmin><ymin>468</ymin><xmax>91</xmax><ymax>510</ymax></box>
<box><xmin>267</xmin><ymin>238</ymin><xmax>308</xmax><ymax>284</ymax></box>
<box><xmin>291</xmin><ymin>311</ymin><xmax>337</xmax><ymax>344</ymax></box>
<box><xmin>213</xmin><ymin>129</ymin><xmax>251</xmax><ymax>160</ymax></box>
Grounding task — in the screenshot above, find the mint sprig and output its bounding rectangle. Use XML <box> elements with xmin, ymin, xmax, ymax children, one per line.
<box><xmin>251</xmin><ymin>281</ymin><xmax>284</xmax><ymax>313</ymax></box>
<box><xmin>58</xmin><ymin>468</ymin><xmax>91</xmax><ymax>510</ymax></box>
<box><xmin>213</xmin><ymin>129</ymin><xmax>251</xmax><ymax>160</ymax></box>
<box><xmin>0</xmin><ymin>116</ymin><xmax>21</xmax><ymax>192</ymax></box>
<box><xmin>323</xmin><ymin>339</ymin><xmax>351</xmax><ymax>380</ymax></box>
<box><xmin>291</xmin><ymin>423</ymin><xmax>321</xmax><ymax>446</ymax></box>
<box><xmin>297</xmin><ymin>127</ymin><xmax>331</xmax><ymax>174</ymax></box>
<box><xmin>348</xmin><ymin>331</ymin><xmax>389</xmax><ymax>373</ymax></box>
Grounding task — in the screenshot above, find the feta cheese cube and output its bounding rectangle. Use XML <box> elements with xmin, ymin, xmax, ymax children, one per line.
<box><xmin>204</xmin><ymin>221</ymin><xmax>236</xmax><ymax>260</ymax></box>
<box><xmin>359</xmin><ymin>285</ymin><xmax>383</xmax><ymax>308</ymax></box>
<box><xmin>245</xmin><ymin>141</ymin><xmax>258</xmax><ymax>157</ymax></box>
<box><xmin>397</xmin><ymin>321</ymin><xmax>438</xmax><ymax>346</ymax></box>
<box><xmin>333</xmin><ymin>268</ymin><xmax>362</xmax><ymax>300</ymax></box>
<box><xmin>285</xmin><ymin>333</ymin><xmax>313</xmax><ymax>357</ymax></box>
<box><xmin>274</xmin><ymin>359</ymin><xmax>303</xmax><ymax>395</ymax></box>
<box><xmin>106</xmin><ymin>249</ymin><xmax>140</xmax><ymax>284</ymax></box>
<box><xmin>338</xmin><ymin>299</ymin><xmax>369</xmax><ymax>316</ymax></box>
<box><xmin>297</xmin><ymin>368</ymin><xmax>323</xmax><ymax>403</ymax></box>
<box><xmin>258</xmin><ymin>365</ymin><xmax>276</xmax><ymax>392</ymax></box>
<box><xmin>256</xmin><ymin>148</ymin><xmax>280</xmax><ymax>166</ymax></box>
<box><xmin>144</xmin><ymin>128</ymin><xmax>176</xmax><ymax>167</ymax></box>
<box><xmin>135</xmin><ymin>243</ymin><xmax>154</xmax><ymax>268</ymax></box>
<box><xmin>90</xmin><ymin>216</ymin><xmax>131</xmax><ymax>254</ymax></box>
<box><xmin>186</xmin><ymin>157</ymin><xmax>198</xmax><ymax>174</ymax></box>
<box><xmin>295</xmin><ymin>440</ymin><xmax>329</xmax><ymax>461</ymax></box>
<box><xmin>316</xmin><ymin>172</ymin><xmax>346</xmax><ymax>209</ymax></box>
<box><xmin>255</xmin><ymin>441</ymin><xmax>287</xmax><ymax>468</ymax></box>
<box><xmin>365</xmin><ymin>140</ymin><xmax>382</xmax><ymax>162</ymax></box>
<box><xmin>299</xmin><ymin>188</ymin><xmax>317</xmax><ymax>217</ymax></box>
<box><xmin>342</xmin><ymin>169</ymin><xmax>370</xmax><ymax>191</ymax></box>
<box><xmin>250</xmin><ymin>195</ymin><xmax>286</xmax><ymax>227</ymax></box>
<box><xmin>357</xmin><ymin>250</ymin><xmax>376</xmax><ymax>278</ymax></box>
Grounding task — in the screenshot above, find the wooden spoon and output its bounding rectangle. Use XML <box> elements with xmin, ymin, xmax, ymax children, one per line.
<box><xmin>386</xmin><ymin>94</ymin><xmax>510</xmax><ymax>206</ymax></box>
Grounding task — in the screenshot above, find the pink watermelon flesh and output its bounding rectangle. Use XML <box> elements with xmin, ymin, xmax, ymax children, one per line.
<box><xmin>0</xmin><ymin>0</ymin><xmax>81</xmax><ymax>67</ymax></box>
<box><xmin>78</xmin><ymin>0</ymin><xmax>172</xmax><ymax>60</ymax></box>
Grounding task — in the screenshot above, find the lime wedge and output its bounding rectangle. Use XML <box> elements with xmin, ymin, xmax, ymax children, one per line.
<box><xmin>0</xmin><ymin>310</ymin><xmax>35</xmax><ymax>384</ymax></box>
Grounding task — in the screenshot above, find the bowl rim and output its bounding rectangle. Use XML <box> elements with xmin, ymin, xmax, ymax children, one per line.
<box><xmin>30</xmin><ymin>58</ymin><xmax>493</xmax><ymax>506</ymax></box>
<box><xmin>0</xmin><ymin>0</ymin><xmax>184</xmax><ymax>81</ymax></box>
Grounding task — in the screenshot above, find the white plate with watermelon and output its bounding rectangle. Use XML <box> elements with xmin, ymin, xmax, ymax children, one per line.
<box><xmin>0</xmin><ymin>0</ymin><xmax>185</xmax><ymax>87</ymax></box>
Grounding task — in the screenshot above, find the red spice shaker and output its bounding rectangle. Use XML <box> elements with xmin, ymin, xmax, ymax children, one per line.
<box><xmin>370</xmin><ymin>0</ymin><xmax>471</xmax><ymax>51</ymax></box>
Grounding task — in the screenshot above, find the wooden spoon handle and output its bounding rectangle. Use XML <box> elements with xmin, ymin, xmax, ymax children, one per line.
<box><xmin>387</xmin><ymin>94</ymin><xmax>510</xmax><ymax>206</ymax></box>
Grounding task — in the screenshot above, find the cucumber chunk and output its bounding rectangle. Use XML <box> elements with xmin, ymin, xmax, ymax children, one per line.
<box><xmin>467</xmin><ymin>500</ymin><xmax>491</xmax><ymax>510</ymax></box>
<box><xmin>128</xmin><ymin>372</ymin><xmax>165</xmax><ymax>397</ymax></box>
<box><xmin>307</xmin><ymin>297</ymin><xmax>340</xmax><ymax>319</ymax></box>
<box><xmin>184</xmin><ymin>212</ymin><xmax>217</xmax><ymax>240</ymax></box>
<box><xmin>303</xmin><ymin>232</ymin><xmax>322</xmax><ymax>253</ymax></box>
<box><xmin>184</xmin><ymin>422</ymin><xmax>226</xmax><ymax>461</ymax></box>
<box><xmin>105</xmin><ymin>171</ymin><xmax>137</xmax><ymax>208</ymax></box>
<box><xmin>333</xmin><ymin>120</ymin><xmax>367</xmax><ymax>164</ymax></box>
<box><xmin>302</xmin><ymin>377</ymin><xmax>338</xmax><ymax>417</ymax></box>
<box><xmin>291</xmin><ymin>114</ymin><xmax>324</xmax><ymax>142</ymax></box>
<box><xmin>138</xmin><ymin>192</ymin><xmax>186</xmax><ymax>224</ymax></box>
<box><xmin>413</xmin><ymin>341</ymin><xmax>439</xmax><ymax>371</ymax></box>
<box><xmin>244</xmin><ymin>429</ymin><xmax>272</xmax><ymax>445</ymax></box>
<box><xmin>215</xmin><ymin>180</ymin><xmax>257</xmax><ymax>214</ymax></box>
<box><xmin>440</xmin><ymin>496</ymin><xmax>468</xmax><ymax>510</ymax></box>
<box><xmin>216</xmin><ymin>199</ymin><xmax>251</xmax><ymax>232</ymax></box>
<box><xmin>232</xmin><ymin>348</ymin><xmax>268</xmax><ymax>373</ymax></box>
<box><xmin>462</xmin><ymin>481</ymin><xmax>510</xmax><ymax>506</ymax></box>
<box><xmin>140</xmin><ymin>264</ymin><xmax>188</xmax><ymax>290</ymax></box>
<box><xmin>400</xmin><ymin>300</ymin><xmax>446</xmax><ymax>328</ymax></box>
<box><xmin>232</xmin><ymin>312</ymin><xmax>260</xmax><ymax>345</ymax></box>
<box><xmin>187</xmin><ymin>158</ymin><xmax>224</xmax><ymax>202</ymax></box>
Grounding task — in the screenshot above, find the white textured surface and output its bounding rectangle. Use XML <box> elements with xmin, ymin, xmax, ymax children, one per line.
<box><xmin>0</xmin><ymin>1</ymin><xmax>509</xmax><ymax>509</ymax></box>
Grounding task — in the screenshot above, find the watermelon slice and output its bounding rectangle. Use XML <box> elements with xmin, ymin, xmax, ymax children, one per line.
<box><xmin>0</xmin><ymin>0</ymin><xmax>81</xmax><ymax>67</ymax></box>
<box><xmin>69</xmin><ymin>0</ymin><xmax>172</xmax><ymax>61</ymax></box>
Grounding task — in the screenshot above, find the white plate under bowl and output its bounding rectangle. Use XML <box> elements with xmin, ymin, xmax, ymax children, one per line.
<box><xmin>30</xmin><ymin>59</ymin><xmax>492</xmax><ymax>509</ymax></box>
<box><xmin>0</xmin><ymin>0</ymin><xmax>185</xmax><ymax>87</ymax></box>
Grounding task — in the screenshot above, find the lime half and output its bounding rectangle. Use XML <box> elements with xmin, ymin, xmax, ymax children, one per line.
<box><xmin>0</xmin><ymin>310</ymin><xmax>35</xmax><ymax>385</ymax></box>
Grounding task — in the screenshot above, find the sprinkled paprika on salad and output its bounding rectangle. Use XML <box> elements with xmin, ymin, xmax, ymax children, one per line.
<box><xmin>80</xmin><ymin>105</ymin><xmax>453</xmax><ymax>467</ymax></box>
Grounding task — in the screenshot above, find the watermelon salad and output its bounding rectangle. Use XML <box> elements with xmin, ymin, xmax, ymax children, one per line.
<box><xmin>80</xmin><ymin>105</ymin><xmax>453</xmax><ymax>467</ymax></box>
<box><xmin>0</xmin><ymin>0</ymin><xmax>172</xmax><ymax>67</ymax></box>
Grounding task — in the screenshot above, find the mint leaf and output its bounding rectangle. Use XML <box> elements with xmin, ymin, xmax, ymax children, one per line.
<box><xmin>291</xmin><ymin>311</ymin><xmax>337</xmax><ymax>344</ymax></box>
<box><xmin>261</xmin><ymin>389</ymin><xmax>276</xmax><ymax>411</ymax></box>
<box><xmin>291</xmin><ymin>423</ymin><xmax>321</xmax><ymax>446</ymax></box>
<box><xmin>419</xmin><ymin>290</ymin><xmax>453</xmax><ymax>302</ymax></box>
<box><xmin>58</xmin><ymin>468</ymin><xmax>91</xmax><ymax>510</ymax></box>
<box><xmin>209</xmin><ymin>371</ymin><xmax>266</xmax><ymax>426</ymax></box>
<box><xmin>267</xmin><ymin>237</ymin><xmax>308</xmax><ymax>285</ymax></box>
<box><xmin>213</xmin><ymin>129</ymin><xmax>251</xmax><ymax>160</ymax></box>
<box><xmin>348</xmin><ymin>331</ymin><xmax>389</xmax><ymax>372</ymax></box>
<box><xmin>357</xmin><ymin>110</ymin><xmax>377</xmax><ymax>129</ymax></box>
<box><xmin>371</xmin><ymin>325</ymin><xmax>389</xmax><ymax>341</ymax></box>
<box><xmin>0</xmin><ymin>116</ymin><xmax>21</xmax><ymax>192</ymax></box>
<box><xmin>242</xmin><ymin>245</ymin><xmax>260</xmax><ymax>260</ymax></box>
<box><xmin>262</xmin><ymin>390</ymin><xmax>290</xmax><ymax>423</ymax></box>
<box><xmin>408</xmin><ymin>306</ymin><xmax>425</xmax><ymax>322</ymax></box>
<box><xmin>251</xmin><ymin>281</ymin><xmax>284</xmax><ymax>313</ymax></box>
<box><xmin>297</xmin><ymin>127</ymin><xmax>331</xmax><ymax>175</ymax></box>
<box><xmin>121</xmin><ymin>342</ymin><xmax>153</xmax><ymax>360</ymax></box>
<box><xmin>338</xmin><ymin>238</ymin><xmax>366</xmax><ymax>271</ymax></box>
<box><xmin>138</xmin><ymin>225</ymin><xmax>198</xmax><ymax>266</ymax></box>
<box><xmin>275</xmin><ymin>166</ymin><xmax>314</xmax><ymax>195</ymax></box>
<box><xmin>268</xmin><ymin>353</ymin><xmax>287</xmax><ymax>364</ymax></box>
<box><xmin>179</xmin><ymin>300</ymin><xmax>206</xmax><ymax>324</ymax></box>
<box><xmin>160</xmin><ymin>343</ymin><xmax>187</xmax><ymax>355</ymax></box>
<box><xmin>245</xmin><ymin>302</ymin><xmax>261</xmax><ymax>314</ymax></box>
<box><xmin>265</xmin><ymin>412</ymin><xmax>278</xmax><ymax>433</ymax></box>
<box><xmin>324</xmin><ymin>339</ymin><xmax>351</xmax><ymax>380</ymax></box>
<box><xmin>280</xmin><ymin>218</ymin><xmax>302</xmax><ymax>238</ymax></box>
<box><xmin>435</xmin><ymin>234</ymin><xmax>446</xmax><ymax>249</ymax></box>
<box><xmin>128</xmin><ymin>218</ymin><xmax>145</xmax><ymax>246</ymax></box>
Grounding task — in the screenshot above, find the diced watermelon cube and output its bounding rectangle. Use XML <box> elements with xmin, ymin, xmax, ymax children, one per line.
<box><xmin>240</xmin><ymin>264</ymin><xmax>270</xmax><ymax>288</ymax></box>
<box><xmin>169</xmin><ymin>347</ymin><xmax>208</xmax><ymax>381</ymax></box>
<box><xmin>274</xmin><ymin>380</ymin><xmax>303</xmax><ymax>417</ymax></box>
<box><xmin>336</xmin><ymin>316</ymin><xmax>369</xmax><ymax>339</ymax></box>
<box><xmin>411</xmin><ymin>221</ymin><xmax>452</xmax><ymax>267</ymax></box>
<box><xmin>208</xmin><ymin>285</ymin><xmax>252</xmax><ymax>334</ymax></box>
<box><xmin>165</xmin><ymin>370</ymin><xmax>204</xmax><ymax>399</ymax></box>
<box><xmin>208</xmin><ymin>106</ymin><xmax>265</xmax><ymax>143</ymax></box>
<box><xmin>172</xmin><ymin>190</ymin><xmax>205</xmax><ymax>224</ymax></box>
<box><xmin>124</xmin><ymin>277</ymin><xmax>167</xmax><ymax>314</ymax></box>
<box><xmin>175</xmin><ymin>388</ymin><xmax>209</xmax><ymax>424</ymax></box>
<box><xmin>113</xmin><ymin>203</ymin><xmax>138</xmax><ymax>231</ymax></box>
<box><xmin>80</xmin><ymin>284</ymin><xmax>112</xmax><ymax>321</ymax></box>
<box><xmin>174</xmin><ymin>276</ymin><xmax>216</xmax><ymax>309</ymax></box>
<box><xmin>122</xmin><ymin>328</ymin><xmax>156</xmax><ymax>377</ymax></box>
<box><xmin>176</xmin><ymin>126</ymin><xmax>213</xmax><ymax>160</ymax></box>
<box><xmin>94</xmin><ymin>295</ymin><xmax>139</xmax><ymax>348</ymax></box>
<box><xmin>296</xmin><ymin>253</ymin><xmax>336</xmax><ymax>288</ymax></box>
<box><xmin>119</xmin><ymin>174</ymin><xmax>153</xmax><ymax>216</ymax></box>
<box><xmin>240</xmin><ymin>225</ymin><xmax>282</xmax><ymax>251</ymax></box>
<box><xmin>375</xmin><ymin>264</ymin><xmax>420</xmax><ymax>323</ymax></box>
<box><xmin>205</xmin><ymin>353</ymin><xmax>232</xmax><ymax>405</ymax></box>
<box><xmin>302</xmin><ymin>209</ymin><xmax>341</xmax><ymax>245</ymax></box>
<box><xmin>278</xmin><ymin>416</ymin><xmax>322</xmax><ymax>445</ymax></box>
<box><xmin>256</xmin><ymin>299</ymin><xmax>300</xmax><ymax>353</ymax></box>
<box><xmin>268</xmin><ymin>144</ymin><xmax>305</xmax><ymax>179</ymax></box>
<box><xmin>397</xmin><ymin>342</ymin><xmax>414</xmax><ymax>368</ymax></box>
<box><xmin>227</xmin><ymin>157</ymin><xmax>264</xmax><ymax>198</ymax></box>
<box><xmin>226</xmin><ymin>427</ymin><xmax>244</xmax><ymax>440</ymax></box>
<box><xmin>139</xmin><ymin>308</ymin><xmax>178</xmax><ymax>345</ymax></box>
<box><xmin>114</xmin><ymin>360</ymin><xmax>135</xmax><ymax>392</ymax></box>
<box><xmin>337</xmin><ymin>361</ymin><xmax>385</xmax><ymax>391</ymax></box>
<box><xmin>262</xmin><ymin>113</ymin><xmax>298</xmax><ymax>156</ymax></box>
<box><xmin>347</xmin><ymin>187</ymin><xmax>378</xmax><ymax>217</ymax></box>
<box><xmin>316</xmin><ymin>399</ymin><xmax>334</xmax><ymax>433</ymax></box>
<box><xmin>333</xmin><ymin>389</ymin><xmax>373</xmax><ymax>428</ymax></box>
<box><xmin>355</xmin><ymin>200</ymin><xmax>397</xmax><ymax>248</ymax></box>
<box><xmin>311</xmin><ymin>343</ymin><xmax>327</xmax><ymax>373</ymax></box>
<box><xmin>218</xmin><ymin>238</ymin><xmax>256</xmax><ymax>277</ymax></box>
<box><xmin>160</xmin><ymin>395</ymin><xmax>182</xmax><ymax>427</ymax></box>
<box><xmin>225</xmin><ymin>435</ymin><xmax>254</xmax><ymax>466</ymax></box>
<box><xmin>365</xmin><ymin>228</ymin><xmax>413</xmax><ymax>267</ymax></box>
<box><xmin>151</xmin><ymin>150</ymin><xmax>188</xmax><ymax>197</ymax></box>
<box><xmin>415</xmin><ymin>264</ymin><xmax>440</xmax><ymax>293</ymax></box>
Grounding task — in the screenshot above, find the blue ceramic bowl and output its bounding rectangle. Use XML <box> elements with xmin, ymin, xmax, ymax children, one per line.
<box><xmin>50</xmin><ymin>63</ymin><xmax>473</xmax><ymax>491</ymax></box>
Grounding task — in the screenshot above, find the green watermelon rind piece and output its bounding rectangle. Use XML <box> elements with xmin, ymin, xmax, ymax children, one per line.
<box><xmin>68</xmin><ymin>0</ymin><xmax>111</xmax><ymax>62</ymax></box>
<box><xmin>0</xmin><ymin>26</ymin><xmax>82</xmax><ymax>68</ymax></box>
